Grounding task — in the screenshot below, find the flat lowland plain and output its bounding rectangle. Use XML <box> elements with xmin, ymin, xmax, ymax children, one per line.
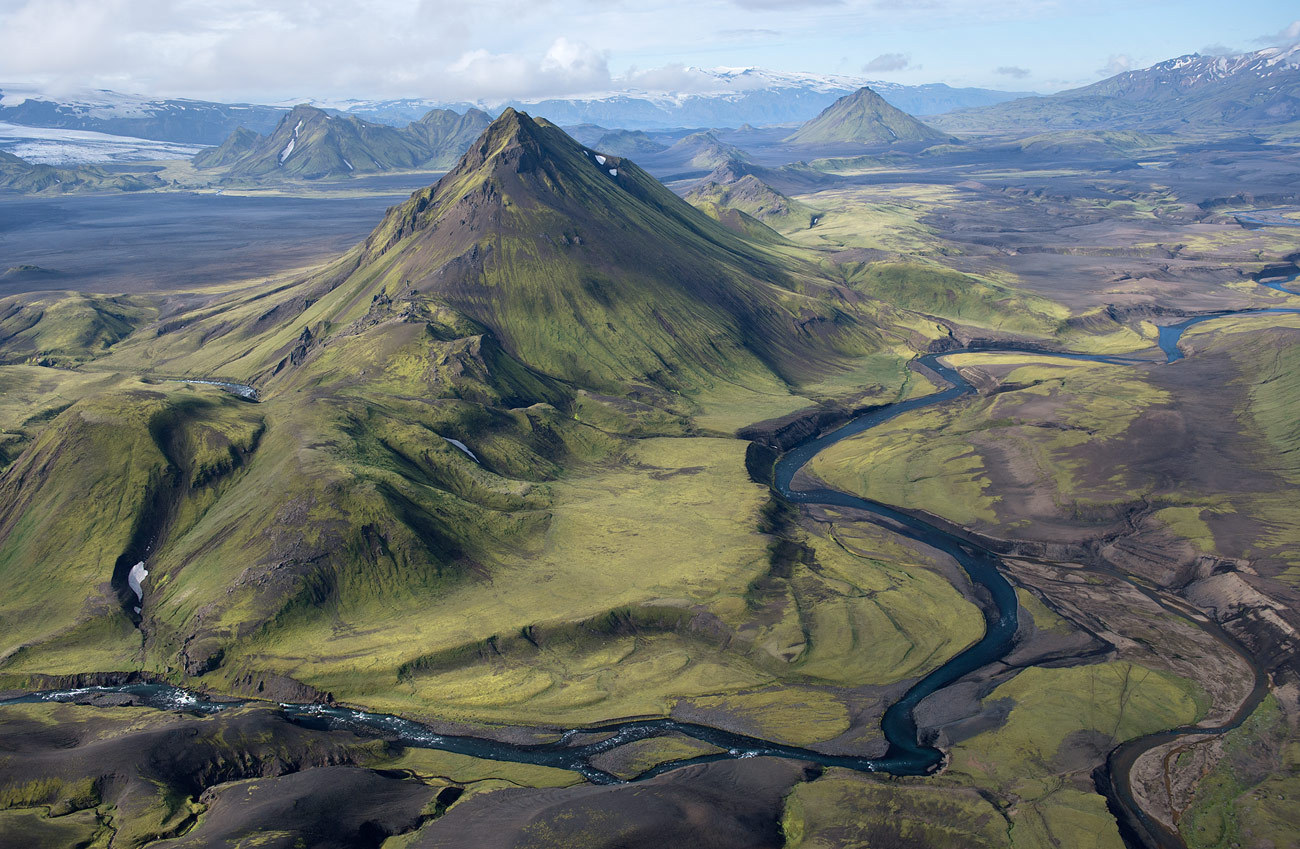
<box><xmin>0</xmin><ymin>191</ymin><xmax>417</xmax><ymax>297</ymax></box>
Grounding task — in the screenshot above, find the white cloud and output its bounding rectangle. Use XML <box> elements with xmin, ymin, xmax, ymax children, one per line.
<box><xmin>729</xmin><ymin>0</ymin><xmax>1058</xmax><ymax>12</ymax></box>
<box><xmin>621</xmin><ymin>64</ymin><xmax>733</xmax><ymax>93</ymax></box>
<box><xmin>863</xmin><ymin>53</ymin><xmax>911</xmax><ymax>72</ymax></box>
<box><xmin>448</xmin><ymin>38</ymin><xmax>612</xmax><ymax>99</ymax></box>
<box><xmin>996</xmin><ymin>65</ymin><xmax>1030</xmax><ymax>78</ymax></box>
<box><xmin>0</xmin><ymin>0</ymin><xmax>1262</xmax><ymax>103</ymax></box>
<box><xmin>730</xmin><ymin>0</ymin><xmax>841</xmax><ymax>8</ymax></box>
<box><xmin>1253</xmin><ymin>20</ymin><xmax>1300</xmax><ymax>46</ymax></box>
<box><xmin>542</xmin><ymin>37</ymin><xmax>609</xmax><ymax>80</ymax></box>
<box><xmin>715</xmin><ymin>27</ymin><xmax>782</xmax><ymax>39</ymax></box>
<box><xmin>0</xmin><ymin>0</ymin><xmax>624</xmax><ymax>100</ymax></box>
<box><xmin>1096</xmin><ymin>54</ymin><xmax>1133</xmax><ymax>77</ymax></box>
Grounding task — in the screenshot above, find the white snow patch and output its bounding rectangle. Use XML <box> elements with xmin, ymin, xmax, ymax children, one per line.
<box><xmin>343</xmin><ymin>158</ymin><xmax>353</xmax><ymax>170</ymax></box>
<box><xmin>594</xmin><ymin>154</ymin><xmax>606</xmax><ymax>165</ymax></box>
<box><xmin>279</xmin><ymin>119</ymin><xmax>303</xmax><ymax>163</ymax></box>
<box><xmin>443</xmin><ymin>437</ymin><xmax>479</xmax><ymax>462</ymax></box>
<box><xmin>608</xmin><ymin>168</ymin><xmax>617</xmax><ymax>176</ymax></box>
<box><xmin>127</xmin><ymin>562</ymin><xmax>149</xmax><ymax>602</ymax></box>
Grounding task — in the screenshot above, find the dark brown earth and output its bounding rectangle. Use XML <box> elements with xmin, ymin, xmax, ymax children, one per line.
<box><xmin>405</xmin><ymin>759</ymin><xmax>812</xmax><ymax>849</ymax></box>
<box><xmin>157</xmin><ymin>767</ymin><xmax>437</xmax><ymax>849</ymax></box>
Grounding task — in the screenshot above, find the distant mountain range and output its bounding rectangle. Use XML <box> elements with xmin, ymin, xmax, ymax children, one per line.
<box><xmin>0</xmin><ymin>84</ymin><xmax>284</xmax><ymax>145</ymax></box>
<box><xmin>7</xmin><ymin>43</ymin><xmax>1297</xmax><ymax>154</ymax></box>
<box><xmin>324</xmin><ymin>69</ymin><xmax>1029</xmax><ymax>130</ymax></box>
<box><xmin>932</xmin><ymin>44</ymin><xmax>1300</xmax><ymax>132</ymax></box>
<box><xmin>195</xmin><ymin>104</ymin><xmax>491</xmax><ymax>179</ymax></box>
<box><xmin>0</xmin><ymin>70</ymin><xmax>1027</xmax><ymax>146</ymax></box>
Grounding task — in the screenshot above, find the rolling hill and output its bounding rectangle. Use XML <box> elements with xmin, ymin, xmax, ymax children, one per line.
<box><xmin>593</xmin><ymin>129</ymin><xmax>668</xmax><ymax>157</ymax></box>
<box><xmin>785</xmin><ymin>86</ymin><xmax>954</xmax><ymax>146</ymax></box>
<box><xmin>0</xmin><ymin>149</ymin><xmax>163</xmax><ymax>193</ymax></box>
<box><xmin>649</xmin><ymin>131</ymin><xmax>754</xmax><ymax>172</ymax></box>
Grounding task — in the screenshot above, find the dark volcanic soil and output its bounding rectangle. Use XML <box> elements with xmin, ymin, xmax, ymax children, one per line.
<box><xmin>406</xmin><ymin>758</ymin><xmax>811</xmax><ymax>849</ymax></box>
<box><xmin>0</xmin><ymin>192</ymin><xmax>408</xmax><ymax>297</ymax></box>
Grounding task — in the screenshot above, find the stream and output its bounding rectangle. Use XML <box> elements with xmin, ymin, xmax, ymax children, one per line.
<box><xmin>5</xmin><ymin>298</ymin><xmax>1300</xmax><ymax>844</ymax></box>
<box><xmin>1232</xmin><ymin>207</ymin><xmax>1300</xmax><ymax>228</ymax></box>
<box><xmin>0</xmin><ymin>346</ymin><xmax>1148</xmax><ymax>780</ymax></box>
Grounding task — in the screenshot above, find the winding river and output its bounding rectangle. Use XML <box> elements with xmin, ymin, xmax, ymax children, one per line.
<box><xmin>1232</xmin><ymin>207</ymin><xmax>1300</xmax><ymax>228</ymax></box>
<box><xmin>4</xmin><ymin>348</ymin><xmax>1136</xmax><ymax>781</ymax></box>
<box><xmin>5</xmin><ymin>296</ymin><xmax>1300</xmax><ymax>844</ymax></box>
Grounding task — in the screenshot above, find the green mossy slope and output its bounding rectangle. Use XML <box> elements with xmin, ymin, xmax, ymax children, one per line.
<box><xmin>785</xmin><ymin>87</ymin><xmax>953</xmax><ymax>146</ymax></box>
<box><xmin>194</xmin><ymin>104</ymin><xmax>492</xmax><ymax>180</ymax></box>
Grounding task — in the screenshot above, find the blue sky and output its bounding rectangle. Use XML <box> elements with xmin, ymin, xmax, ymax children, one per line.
<box><xmin>659</xmin><ymin>1</ymin><xmax>1300</xmax><ymax>90</ymax></box>
<box><xmin>0</xmin><ymin>0</ymin><xmax>1295</xmax><ymax>101</ymax></box>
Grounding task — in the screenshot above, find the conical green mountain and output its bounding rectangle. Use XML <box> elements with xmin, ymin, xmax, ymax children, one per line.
<box><xmin>285</xmin><ymin>108</ymin><xmax>873</xmax><ymax>392</ymax></box>
<box><xmin>785</xmin><ymin>86</ymin><xmax>953</xmax><ymax>146</ymax></box>
<box><xmin>686</xmin><ymin>173</ymin><xmax>818</xmax><ymax>233</ymax></box>
<box><xmin>0</xmin><ymin>108</ymin><xmax>912</xmax><ymax>717</ymax></box>
<box><xmin>660</xmin><ymin>131</ymin><xmax>753</xmax><ymax>170</ymax></box>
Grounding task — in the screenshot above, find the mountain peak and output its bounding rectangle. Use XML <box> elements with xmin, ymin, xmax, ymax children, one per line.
<box><xmin>842</xmin><ymin>86</ymin><xmax>889</xmax><ymax>105</ymax></box>
<box><xmin>452</xmin><ymin>107</ymin><xmax>571</xmax><ymax>179</ymax></box>
<box><xmin>785</xmin><ymin>85</ymin><xmax>953</xmax><ymax>146</ymax></box>
<box><xmin>283</xmin><ymin>103</ymin><xmax>329</xmax><ymax>122</ymax></box>
<box><xmin>343</xmin><ymin>117</ymin><xmax>850</xmax><ymax>392</ymax></box>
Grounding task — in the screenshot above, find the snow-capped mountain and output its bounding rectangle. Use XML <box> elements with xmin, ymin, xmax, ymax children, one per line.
<box><xmin>311</xmin><ymin>68</ymin><xmax>1029</xmax><ymax>129</ymax></box>
<box><xmin>0</xmin><ymin>84</ymin><xmax>284</xmax><ymax>144</ymax></box>
<box><xmin>933</xmin><ymin>43</ymin><xmax>1300</xmax><ymax>132</ymax></box>
<box><xmin>1086</xmin><ymin>43</ymin><xmax>1300</xmax><ymax>98</ymax></box>
<box><xmin>0</xmin><ymin>69</ymin><xmax>1025</xmax><ymax>144</ymax></box>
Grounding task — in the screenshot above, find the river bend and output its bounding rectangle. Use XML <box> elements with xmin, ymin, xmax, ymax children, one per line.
<box><xmin>4</xmin><ymin>304</ymin><xmax>1300</xmax><ymax>844</ymax></box>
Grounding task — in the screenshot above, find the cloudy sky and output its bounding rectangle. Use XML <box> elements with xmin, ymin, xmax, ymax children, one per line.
<box><xmin>0</xmin><ymin>0</ymin><xmax>1296</xmax><ymax>102</ymax></box>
